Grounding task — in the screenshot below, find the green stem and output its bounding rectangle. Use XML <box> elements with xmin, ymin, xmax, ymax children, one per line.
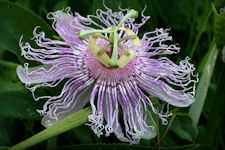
<box><xmin>9</xmin><ymin>107</ymin><xmax>92</xmax><ymax>150</ymax></box>
<box><xmin>0</xmin><ymin>60</ymin><xmax>18</xmax><ymax>69</ymax></box>
<box><xmin>186</xmin><ymin>3</ymin><xmax>199</xmax><ymax>53</ymax></box>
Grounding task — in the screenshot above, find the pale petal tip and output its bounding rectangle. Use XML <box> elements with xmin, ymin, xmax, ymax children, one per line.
<box><xmin>16</xmin><ymin>65</ymin><xmax>29</xmax><ymax>84</ymax></box>
<box><xmin>41</xmin><ymin>116</ymin><xmax>57</xmax><ymax>128</ymax></box>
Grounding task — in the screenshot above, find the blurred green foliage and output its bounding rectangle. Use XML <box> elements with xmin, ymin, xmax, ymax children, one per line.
<box><xmin>0</xmin><ymin>0</ymin><xmax>225</xmax><ymax>150</ymax></box>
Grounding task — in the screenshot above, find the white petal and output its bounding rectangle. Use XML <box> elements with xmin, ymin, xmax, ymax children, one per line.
<box><xmin>17</xmin><ymin>64</ymin><xmax>75</xmax><ymax>84</ymax></box>
<box><xmin>17</xmin><ymin>64</ymin><xmax>52</xmax><ymax>84</ymax></box>
<box><xmin>41</xmin><ymin>87</ymin><xmax>92</xmax><ymax>128</ymax></box>
<box><xmin>137</xmin><ymin>77</ymin><xmax>194</xmax><ymax>107</ymax></box>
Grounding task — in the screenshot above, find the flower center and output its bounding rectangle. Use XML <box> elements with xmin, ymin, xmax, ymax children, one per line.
<box><xmin>78</xmin><ymin>9</ymin><xmax>141</xmax><ymax>68</ymax></box>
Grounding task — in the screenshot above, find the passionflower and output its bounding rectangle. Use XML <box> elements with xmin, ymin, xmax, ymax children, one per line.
<box><xmin>17</xmin><ymin>7</ymin><xmax>198</xmax><ymax>144</ymax></box>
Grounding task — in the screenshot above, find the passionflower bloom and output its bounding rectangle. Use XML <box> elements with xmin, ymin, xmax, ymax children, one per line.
<box><xmin>17</xmin><ymin>7</ymin><xmax>198</xmax><ymax>144</ymax></box>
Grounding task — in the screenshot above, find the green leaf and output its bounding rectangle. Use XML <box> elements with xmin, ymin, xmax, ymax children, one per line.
<box><xmin>150</xmin><ymin>0</ymin><xmax>197</xmax><ymax>30</ymax></box>
<box><xmin>197</xmin><ymin>61</ymin><xmax>225</xmax><ymax>147</ymax></box>
<box><xmin>66</xmin><ymin>125</ymin><xmax>95</xmax><ymax>143</ymax></box>
<box><xmin>0</xmin><ymin>60</ymin><xmax>18</xmax><ymax>70</ymax></box>
<box><xmin>0</xmin><ymin>146</ymin><xmax>10</xmax><ymax>150</ymax></box>
<box><xmin>140</xmin><ymin>101</ymin><xmax>157</xmax><ymax>145</ymax></box>
<box><xmin>170</xmin><ymin>114</ymin><xmax>198</xmax><ymax>142</ymax></box>
<box><xmin>189</xmin><ymin>6</ymin><xmax>213</xmax><ymax>58</ymax></box>
<box><xmin>46</xmin><ymin>137</ymin><xmax>57</xmax><ymax>149</ymax></box>
<box><xmin>0</xmin><ymin>118</ymin><xmax>20</xmax><ymax>146</ymax></box>
<box><xmin>9</xmin><ymin>107</ymin><xmax>92</xmax><ymax>150</ymax></box>
<box><xmin>14</xmin><ymin>0</ymin><xmax>31</xmax><ymax>9</ymax></box>
<box><xmin>0</xmin><ymin>127</ymin><xmax>11</xmax><ymax>146</ymax></box>
<box><xmin>212</xmin><ymin>3</ymin><xmax>225</xmax><ymax>47</ymax></box>
<box><xmin>188</xmin><ymin>42</ymin><xmax>218</xmax><ymax>126</ymax></box>
<box><xmin>0</xmin><ymin>91</ymin><xmax>43</xmax><ymax>120</ymax></box>
<box><xmin>53</xmin><ymin>0</ymin><xmax>69</xmax><ymax>11</ymax></box>
<box><xmin>197</xmin><ymin>46</ymin><xmax>211</xmax><ymax>73</ymax></box>
<box><xmin>50</xmin><ymin>143</ymin><xmax>200</xmax><ymax>150</ymax></box>
<box><xmin>0</xmin><ymin>62</ymin><xmax>25</xmax><ymax>92</ymax></box>
<box><xmin>0</xmin><ymin>0</ymin><xmax>54</xmax><ymax>63</ymax></box>
<box><xmin>146</xmin><ymin>108</ymin><xmax>157</xmax><ymax>139</ymax></box>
